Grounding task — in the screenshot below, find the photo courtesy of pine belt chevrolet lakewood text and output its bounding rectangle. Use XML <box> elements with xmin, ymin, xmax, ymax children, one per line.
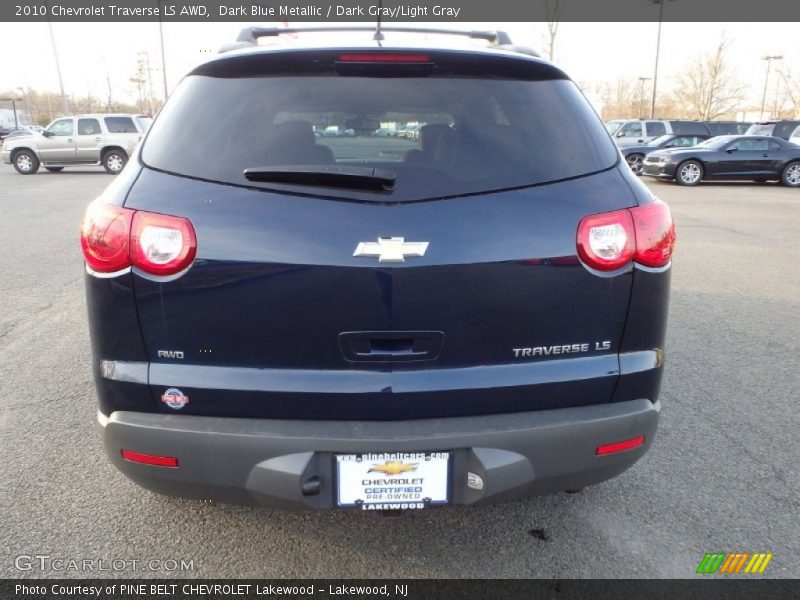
<box><xmin>80</xmin><ymin>27</ymin><xmax>676</xmax><ymax>512</ymax></box>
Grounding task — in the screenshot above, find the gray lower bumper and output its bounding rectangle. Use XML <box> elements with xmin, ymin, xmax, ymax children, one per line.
<box><xmin>101</xmin><ymin>399</ymin><xmax>660</xmax><ymax>509</ymax></box>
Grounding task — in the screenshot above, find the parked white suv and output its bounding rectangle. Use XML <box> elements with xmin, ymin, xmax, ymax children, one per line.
<box><xmin>604</xmin><ymin>119</ymin><xmax>711</xmax><ymax>146</ymax></box>
<box><xmin>1</xmin><ymin>114</ymin><xmax>151</xmax><ymax>175</ymax></box>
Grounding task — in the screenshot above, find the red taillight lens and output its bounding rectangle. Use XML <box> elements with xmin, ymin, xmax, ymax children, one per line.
<box><xmin>577</xmin><ymin>200</ymin><xmax>675</xmax><ymax>271</ymax></box>
<box><xmin>630</xmin><ymin>200</ymin><xmax>676</xmax><ymax>268</ymax></box>
<box><xmin>80</xmin><ymin>202</ymin><xmax>134</xmax><ymax>273</ymax></box>
<box><xmin>121</xmin><ymin>449</ymin><xmax>179</xmax><ymax>467</ymax></box>
<box><xmin>596</xmin><ymin>435</ymin><xmax>645</xmax><ymax>455</ymax></box>
<box><xmin>81</xmin><ymin>202</ymin><xmax>197</xmax><ymax>277</ymax></box>
<box><xmin>576</xmin><ymin>209</ymin><xmax>635</xmax><ymax>271</ymax></box>
<box><xmin>338</xmin><ymin>53</ymin><xmax>430</xmax><ymax>63</ymax></box>
<box><xmin>130</xmin><ymin>211</ymin><xmax>196</xmax><ymax>276</ymax></box>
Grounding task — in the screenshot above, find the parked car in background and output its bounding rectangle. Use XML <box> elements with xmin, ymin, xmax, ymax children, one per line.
<box><xmin>621</xmin><ymin>133</ymin><xmax>711</xmax><ymax>175</ymax></box>
<box><xmin>606</xmin><ymin>119</ymin><xmax>711</xmax><ymax>145</ymax></box>
<box><xmin>642</xmin><ymin>135</ymin><xmax>800</xmax><ymax>186</ymax></box>
<box><xmin>0</xmin><ymin>126</ymin><xmax>38</xmax><ymax>142</ymax></box>
<box><xmin>82</xmin><ymin>27</ymin><xmax>675</xmax><ymax>510</ymax></box>
<box><xmin>704</xmin><ymin>121</ymin><xmax>751</xmax><ymax>136</ymax></box>
<box><xmin>1</xmin><ymin>113</ymin><xmax>148</xmax><ymax>175</ymax></box>
<box><xmin>745</xmin><ymin>120</ymin><xmax>800</xmax><ymax>140</ymax></box>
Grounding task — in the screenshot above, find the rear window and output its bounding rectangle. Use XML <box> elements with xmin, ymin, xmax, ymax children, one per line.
<box><xmin>136</xmin><ymin>116</ymin><xmax>153</xmax><ymax>132</ymax></box>
<box><xmin>104</xmin><ymin>116</ymin><xmax>137</xmax><ymax>133</ymax></box>
<box><xmin>746</xmin><ymin>123</ymin><xmax>775</xmax><ymax>136</ymax></box>
<box><xmin>142</xmin><ymin>74</ymin><xmax>617</xmax><ymax>202</ymax></box>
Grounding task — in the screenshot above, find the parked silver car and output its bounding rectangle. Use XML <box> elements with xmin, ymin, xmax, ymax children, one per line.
<box><xmin>1</xmin><ymin>113</ymin><xmax>151</xmax><ymax>175</ymax></box>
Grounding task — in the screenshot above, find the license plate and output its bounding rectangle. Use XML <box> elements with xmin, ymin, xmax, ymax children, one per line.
<box><xmin>335</xmin><ymin>452</ymin><xmax>450</xmax><ymax>510</ymax></box>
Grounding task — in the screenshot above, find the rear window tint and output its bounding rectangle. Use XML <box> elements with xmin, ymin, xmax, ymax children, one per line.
<box><xmin>104</xmin><ymin>116</ymin><xmax>137</xmax><ymax>133</ymax></box>
<box><xmin>142</xmin><ymin>75</ymin><xmax>617</xmax><ymax>202</ymax></box>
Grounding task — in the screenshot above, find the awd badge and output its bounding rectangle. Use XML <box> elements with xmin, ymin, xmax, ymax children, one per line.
<box><xmin>161</xmin><ymin>388</ymin><xmax>189</xmax><ymax>410</ymax></box>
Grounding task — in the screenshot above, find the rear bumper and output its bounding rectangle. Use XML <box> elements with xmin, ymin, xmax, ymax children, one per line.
<box><xmin>101</xmin><ymin>398</ymin><xmax>660</xmax><ymax>509</ymax></box>
<box><xmin>1</xmin><ymin>150</ymin><xmax>11</xmax><ymax>164</ymax></box>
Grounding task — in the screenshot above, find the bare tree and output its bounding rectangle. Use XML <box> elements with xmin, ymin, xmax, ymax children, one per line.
<box><xmin>594</xmin><ymin>78</ymin><xmax>640</xmax><ymax>120</ymax></box>
<box><xmin>672</xmin><ymin>35</ymin><xmax>748</xmax><ymax>120</ymax></box>
<box><xmin>777</xmin><ymin>66</ymin><xmax>800</xmax><ymax>117</ymax></box>
<box><xmin>543</xmin><ymin>0</ymin><xmax>560</xmax><ymax>61</ymax></box>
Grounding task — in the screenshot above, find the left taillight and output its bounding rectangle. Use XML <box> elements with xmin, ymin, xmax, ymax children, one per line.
<box><xmin>80</xmin><ymin>202</ymin><xmax>135</xmax><ymax>273</ymax></box>
<box><xmin>80</xmin><ymin>201</ymin><xmax>196</xmax><ymax>277</ymax></box>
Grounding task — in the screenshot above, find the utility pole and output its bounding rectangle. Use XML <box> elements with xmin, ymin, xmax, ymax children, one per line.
<box><xmin>144</xmin><ymin>52</ymin><xmax>156</xmax><ymax>115</ymax></box>
<box><xmin>157</xmin><ymin>0</ymin><xmax>169</xmax><ymax>98</ymax></box>
<box><xmin>650</xmin><ymin>0</ymin><xmax>674</xmax><ymax>119</ymax></box>
<box><xmin>760</xmin><ymin>55</ymin><xmax>783</xmax><ymax>120</ymax></box>
<box><xmin>45</xmin><ymin>4</ymin><xmax>69</xmax><ymax>115</ymax></box>
<box><xmin>2</xmin><ymin>97</ymin><xmax>21</xmax><ymax>129</ymax></box>
<box><xmin>17</xmin><ymin>87</ymin><xmax>27</xmax><ymax>125</ymax></box>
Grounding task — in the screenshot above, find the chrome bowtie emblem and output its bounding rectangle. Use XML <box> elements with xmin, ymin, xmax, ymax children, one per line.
<box><xmin>353</xmin><ymin>237</ymin><xmax>429</xmax><ymax>263</ymax></box>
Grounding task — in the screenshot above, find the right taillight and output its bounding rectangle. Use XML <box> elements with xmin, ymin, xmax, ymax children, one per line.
<box><xmin>80</xmin><ymin>201</ymin><xmax>196</xmax><ymax>277</ymax></box>
<box><xmin>629</xmin><ymin>200</ymin><xmax>676</xmax><ymax>268</ymax></box>
<box><xmin>577</xmin><ymin>199</ymin><xmax>675</xmax><ymax>272</ymax></box>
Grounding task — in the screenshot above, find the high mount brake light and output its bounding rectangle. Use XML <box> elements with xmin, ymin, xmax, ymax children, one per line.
<box><xmin>577</xmin><ymin>200</ymin><xmax>675</xmax><ymax>272</ymax></box>
<box><xmin>338</xmin><ymin>53</ymin><xmax>431</xmax><ymax>63</ymax></box>
<box><xmin>80</xmin><ymin>201</ymin><xmax>197</xmax><ymax>277</ymax></box>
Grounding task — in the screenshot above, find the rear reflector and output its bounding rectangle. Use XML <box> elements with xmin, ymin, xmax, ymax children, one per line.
<box><xmin>595</xmin><ymin>435</ymin><xmax>645</xmax><ymax>456</ymax></box>
<box><xmin>338</xmin><ymin>53</ymin><xmax>430</xmax><ymax>63</ymax></box>
<box><xmin>121</xmin><ymin>449</ymin><xmax>179</xmax><ymax>467</ymax></box>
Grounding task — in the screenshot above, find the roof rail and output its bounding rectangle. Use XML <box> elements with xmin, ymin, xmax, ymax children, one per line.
<box><xmin>220</xmin><ymin>26</ymin><xmax>516</xmax><ymax>53</ymax></box>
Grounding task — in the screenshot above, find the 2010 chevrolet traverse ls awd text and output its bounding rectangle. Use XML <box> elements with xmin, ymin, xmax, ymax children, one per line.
<box><xmin>81</xmin><ymin>28</ymin><xmax>675</xmax><ymax>511</ymax></box>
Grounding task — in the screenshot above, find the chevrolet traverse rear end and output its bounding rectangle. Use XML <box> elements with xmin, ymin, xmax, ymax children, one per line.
<box><xmin>82</xmin><ymin>28</ymin><xmax>675</xmax><ymax>511</ymax></box>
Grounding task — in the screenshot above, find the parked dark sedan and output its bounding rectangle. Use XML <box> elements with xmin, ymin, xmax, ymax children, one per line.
<box><xmin>621</xmin><ymin>134</ymin><xmax>710</xmax><ymax>175</ymax></box>
<box><xmin>642</xmin><ymin>135</ymin><xmax>800</xmax><ymax>186</ymax></box>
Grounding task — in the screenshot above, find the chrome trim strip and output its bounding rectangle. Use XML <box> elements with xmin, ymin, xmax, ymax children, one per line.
<box><xmin>85</xmin><ymin>264</ymin><xmax>132</xmax><ymax>278</ymax></box>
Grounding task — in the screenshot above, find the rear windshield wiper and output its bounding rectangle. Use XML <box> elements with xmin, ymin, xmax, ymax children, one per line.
<box><xmin>243</xmin><ymin>165</ymin><xmax>396</xmax><ymax>192</ymax></box>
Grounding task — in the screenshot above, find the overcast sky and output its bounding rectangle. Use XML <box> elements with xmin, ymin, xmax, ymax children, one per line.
<box><xmin>0</xmin><ymin>21</ymin><xmax>797</xmax><ymax>109</ymax></box>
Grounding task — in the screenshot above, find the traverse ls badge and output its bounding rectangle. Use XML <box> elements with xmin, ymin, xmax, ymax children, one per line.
<box><xmin>353</xmin><ymin>237</ymin><xmax>429</xmax><ymax>263</ymax></box>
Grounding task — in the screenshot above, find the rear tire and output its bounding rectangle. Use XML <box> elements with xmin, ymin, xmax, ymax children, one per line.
<box><xmin>45</xmin><ymin>166</ymin><xmax>64</xmax><ymax>173</ymax></box>
<box><xmin>12</xmin><ymin>149</ymin><xmax>39</xmax><ymax>175</ymax></box>
<box><xmin>676</xmin><ymin>160</ymin><xmax>703</xmax><ymax>186</ymax></box>
<box><xmin>781</xmin><ymin>161</ymin><xmax>800</xmax><ymax>187</ymax></box>
<box><xmin>102</xmin><ymin>149</ymin><xmax>128</xmax><ymax>175</ymax></box>
<box><xmin>626</xmin><ymin>153</ymin><xmax>644</xmax><ymax>175</ymax></box>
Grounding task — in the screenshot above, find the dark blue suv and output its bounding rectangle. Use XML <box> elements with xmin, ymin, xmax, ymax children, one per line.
<box><xmin>81</xmin><ymin>28</ymin><xmax>675</xmax><ymax>511</ymax></box>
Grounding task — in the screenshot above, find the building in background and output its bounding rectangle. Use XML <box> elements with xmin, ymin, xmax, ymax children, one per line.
<box><xmin>0</xmin><ymin>108</ymin><xmax>29</xmax><ymax>128</ymax></box>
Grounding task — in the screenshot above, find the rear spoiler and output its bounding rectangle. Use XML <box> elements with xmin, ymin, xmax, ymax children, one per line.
<box><xmin>220</xmin><ymin>27</ymin><xmax>538</xmax><ymax>57</ymax></box>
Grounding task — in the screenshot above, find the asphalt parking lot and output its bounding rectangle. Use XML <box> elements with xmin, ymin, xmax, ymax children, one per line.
<box><xmin>1</xmin><ymin>165</ymin><xmax>798</xmax><ymax>578</ymax></box>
